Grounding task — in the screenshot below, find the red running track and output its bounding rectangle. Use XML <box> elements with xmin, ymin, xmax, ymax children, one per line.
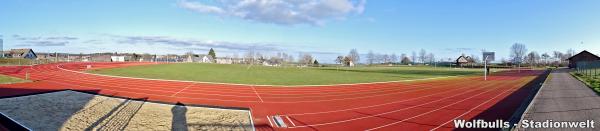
<box><xmin>0</xmin><ymin>62</ymin><xmax>544</xmax><ymax>131</ymax></box>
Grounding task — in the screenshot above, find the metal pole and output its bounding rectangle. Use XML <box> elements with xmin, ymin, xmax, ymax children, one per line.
<box><xmin>484</xmin><ymin>56</ymin><xmax>488</xmax><ymax>81</ymax></box>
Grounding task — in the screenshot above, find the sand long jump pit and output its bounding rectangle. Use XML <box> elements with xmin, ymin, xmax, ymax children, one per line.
<box><xmin>0</xmin><ymin>90</ymin><xmax>253</xmax><ymax>131</ymax></box>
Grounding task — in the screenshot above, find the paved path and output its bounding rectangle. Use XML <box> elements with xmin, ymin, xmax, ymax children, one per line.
<box><xmin>520</xmin><ymin>69</ymin><xmax>600</xmax><ymax>131</ymax></box>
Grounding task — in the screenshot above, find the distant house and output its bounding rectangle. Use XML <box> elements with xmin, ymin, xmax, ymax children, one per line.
<box><xmin>456</xmin><ymin>55</ymin><xmax>474</xmax><ymax>67</ymax></box>
<box><xmin>184</xmin><ymin>54</ymin><xmax>212</xmax><ymax>63</ymax></box>
<box><xmin>111</xmin><ymin>56</ymin><xmax>126</xmax><ymax>62</ymax></box>
<box><xmin>91</xmin><ymin>55</ymin><xmax>112</xmax><ymax>62</ymax></box>
<box><xmin>567</xmin><ymin>50</ymin><xmax>600</xmax><ymax>68</ymax></box>
<box><xmin>262</xmin><ymin>59</ymin><xmax>281</xmax><ymax>67</ymax></box>
<box><xmin>185</xmin><ymin>54</ymin><xmax>196</xmax><ymax>63</ymax></box>
<box><xmin>6</xmin><ymin>48</ymin><xmax>37</xmax><ymax>59</ymax></box>
<box><xmin>216</xmin><ymin>57</ymin><xmax>233</xmax><ymax>64</ymax></box>
<box><xmin>139</xmin><ymin>54</ymin><xmax>156</xmax><ymax>62</ymax></box>
<box><xmin>200</xmin><ymin>55</ymin><xmax>212</xmax><ymax>63</ymax></box>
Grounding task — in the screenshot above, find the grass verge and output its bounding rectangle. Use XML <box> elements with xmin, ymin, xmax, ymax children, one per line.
<box><xmin>0</xmin><ymin>74</ymin><xmax>28</xmax><ymax>84</ymax></box>
<box><xmin>570</xmin><ymin>72</ymin><xmax>600</xmax><ymax>93</ymax></box>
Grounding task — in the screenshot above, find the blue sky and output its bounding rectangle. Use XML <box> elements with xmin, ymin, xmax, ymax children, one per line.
<box><xmin>1</xmin><ymin>0</ymin><xmax>599</xmax><ymax>63</ymax></box>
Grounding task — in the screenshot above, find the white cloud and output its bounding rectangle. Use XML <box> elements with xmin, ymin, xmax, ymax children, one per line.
<box><xmin>177</xmin><ymin>0</ymin><xmax>367</xmax><ymax>25</ymax></box>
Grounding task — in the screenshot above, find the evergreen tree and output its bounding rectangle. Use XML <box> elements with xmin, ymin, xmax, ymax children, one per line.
<box><xmin>208</xmin><ymin>48</ymin><xmax>216</xmax><ymax>62</ymax></box>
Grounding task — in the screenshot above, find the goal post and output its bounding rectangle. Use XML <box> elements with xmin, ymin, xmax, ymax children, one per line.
<box><xmin>483</xmin><ymin>52</ymin><xmax>495</xmax><ymax>80</ymax></box>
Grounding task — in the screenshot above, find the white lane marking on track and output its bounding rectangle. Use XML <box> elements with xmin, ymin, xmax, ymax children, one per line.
<box><xmin>56</xmin><ymin>63</ymin><xmax>461</xmax><ymax>87</ymax></box>
<box><xmin>366</xmin><ymin>79</ymin><xmax>522</xmax><ymax>131</ymax></box>
<box><xmin>285</xmin><ymin>82</ymin><xmax>476</xmax><ymax>116</ymax></box>
<box><xmin>267</xmin><ymin>116</ymin><xmax>274</xmax><ymax>127</ymax></box>
<box><xmin>39</xmin><ymin>65</ymin><xmax>260</xmax><ymax>98</ymax></box>
<box><xmin>251</xmin><ymin>86</ymin><xmax>264</xmax><ymax>102</ymax></box>
<box><xmin>286</xmin><ymin>82</ymin><xmax>499</xmax><ymax>128</ymax></box>
<box><xmin>49</xmin><ymin>64</ymin><xmax>462</xmax><ymax>103</ymax></box>
<box><xmin>171</xmin><ymin>83</ymin><xmax>196</xmax><ymax>97</ymax></box>
<box><xmin>29</xmin><ymin>66</ymin><xmax>262</xmax><ymax>102</ymax></box>
<box><xmin>429</xmin><ymin>79</ymin><xmax>529</xmax><ymax>130</ymax></box>
<box><xmin>29</xmin><ymin>64</ymin><xmax>486</xmax><ymax>107</ymax></box>
<box><xmin>285</xmin><ymin>115</ymin><xmax>296</xmax><ymax>127</ymax></box>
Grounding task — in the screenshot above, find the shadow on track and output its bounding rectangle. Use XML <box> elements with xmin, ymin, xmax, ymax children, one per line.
<box><xmin>454</xmin><ymin>70</ymin><xmax>550</xmax><ymax>131</ymax></box>
<box><xmin>171</xmin><ymin>102</ymin><xmax>188</xmax><ymax>131</ymax></box>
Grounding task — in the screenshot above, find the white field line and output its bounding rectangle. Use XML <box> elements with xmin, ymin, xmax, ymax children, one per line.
<box><xmin>251</xmin><ymin>86</ymin><xmax>264</xmax><ymax>102</ymax></box>
<box><xmin>30</xmin><ymin>66</ymin><xmax>258</xmax><ymax>98</ymax></box>
<box><xmin>286</xmin><ymin>115</ymin><xmax>297</xmax><ymax>127</ymax></box>
<box><xmin>29</xmin><ymin>66</ymin><xmax>262</xmax><ymax>102</ymax></box>
<box><xmin>248</xmin><ymin>108</ymin><xmax>256</xmax><ymax>131</ymax></box>
<box><xmin>52</xmin><ymin>64</ymin><xmax>451</xmax><ymax>103</ymax></box>
<box><xmin>286</xmin><ymin>82</ymin><xmax>478</xmax><ymax>116</ymax></box>
<box><xmin>29</xmin><ymin>65</ymin><xmax>460</xmax><ymax>104</ymax></box>
<box><xmin>366</xmin><ymin>79</ymin><xmax>521</xmax><ymax>131</ymax></box>
<box><xmin>267</xmin><ymin>116</ymin><xmax>274</xmax><ymax>127</ymax></box>
<box><xmin>43</xmin><ymin>79</ymin><xmax>261</xmax><ymax>102</ymax></box>
<box><xmin>171</xmin><ymin>83</ymin><xmax>196</xmax><ymax>97</ymax></box>
<box><xmin>287</xmin><ymin>81</ymin><xmax>499</xmax><ymax>128</ymax></box>
<box><xmin>56</xmin><ymin>64</ymin><xmax>462</xmax><ymax>87</ymax></box>
<box><xmin>41</xmin><ymin>65</ymin><xmax>434</xmax><ymax>99</ymax></box>
<box><xmin>39</xmin><ymin>64</ymin><xmax>510</xmax><ymax>123</ymax></box>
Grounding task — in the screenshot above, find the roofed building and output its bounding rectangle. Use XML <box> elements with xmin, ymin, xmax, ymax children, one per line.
<box><xmin>6</xmin><ymin>48</ymin><xmax>37</xmax><ymax>59</ymax></box>
<box><xmin>456</xmin><ymin>55</ymin><xmax>474</xmax><ymax>67</ymax></box>
<box><xmin>567</xmin><ymin>50</ymin><xmax>600</xmax><ymax>68</ymax></box>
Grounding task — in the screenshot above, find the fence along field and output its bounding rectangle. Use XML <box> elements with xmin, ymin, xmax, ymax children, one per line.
<box><xmin>573</xmin><ymin>61</ymin><xmax>600</xmax><ymax>93</ymax></box>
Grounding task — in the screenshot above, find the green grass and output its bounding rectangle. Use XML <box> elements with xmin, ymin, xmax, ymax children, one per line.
<box><xmin>0</xmin><ymin>74</ymin><xmax>28</xmax><ymax>84</ymax></box>
<box><xmin>571</xmin><ymin>71</ymin><xmax>600</xmax><ymax>93</ymax></box>
<box><xmin>0</xmin><ymin>58</ymin><xmax>33</xmax><ymax>66</ymax></box>
<box><xmin>88</xmin><ymin>63</ymin><xmax>489</xmax><ymax>86</ymax></box>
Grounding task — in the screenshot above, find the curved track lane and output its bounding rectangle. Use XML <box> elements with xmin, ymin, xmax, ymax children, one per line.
<box><xmin>0</xmin><ymin>62</ymin><xmax>544</xmax><ymax>131</ymax></box>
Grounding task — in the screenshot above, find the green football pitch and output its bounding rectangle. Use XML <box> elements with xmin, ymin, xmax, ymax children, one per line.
<box><xmin>88</xmin><ymin>63</ymin><xmax>487</xmax><ymax>86</ymax></box>
<box><xmin>0</xmin><ymin>74</ymin><xmax>28</xmax><ymax>84</ymax></box>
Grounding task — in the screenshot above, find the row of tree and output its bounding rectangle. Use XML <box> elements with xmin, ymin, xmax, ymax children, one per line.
<box><xmin>200</xmin><ymin>43</ymin><xmax>577</xmax><ymax>67</ymax></box>
<box><xmin>508</xmin><ymin>43</ymin><xmax>575</xmax><ymax>67</ymax></box>
<box><xmin>334</xmin><ymin>49</ymin><xmax>441</xmax><ymax>66</ymax></box>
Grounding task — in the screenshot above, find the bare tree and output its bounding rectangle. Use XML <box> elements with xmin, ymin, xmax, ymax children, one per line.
<box><xmin>419</xmin><ymin>49</ymin><xmax>426</xmax><ymax>64</ymax></box>
<box><xmin>288</xmin><ymin>55</ymin><xmax>295</xmax><ymax>64</ymax></box>
<box><xmin>470</xmin><ymin>54</ymin><xmax>480</xmax><ymax>63</ymax></box>
<box><xmin>348</xmin><ymin>49</ymin><xmax>360</xmax><ymax>64</ymax></box>
<box><xmin>280</xmin><ymin>52</ymin><xmax>290</xmax><ymax>65</ymax></box>
<box><xmin>427</xmin><ymin>53</ymin><xmax>435</xmax><ymax>64</ymax></box>
<box><xmin>411</xmin><ymin>51</ymin><xmax>417</xmax><ymax>65</ymax></box>
<box><xmin>526</xmin><ymin>51</ymin><xmax>540</xmax><ymax>66</ymax></box>
<box><xmin>390</xmin><ymin>53</ymin><xmax>398</xmax><ymax>64</ymax></box>
<box><xmin>566</xmin><ymin>49</ymin><xmax>576</xmax><ymax>57</ymax></box>
<box><xmin>510</xmin><ymin>43</ymin><xmax>527</xmax><ymax>65</ymax></box>
<box><xmin>552</xmin><ymin>51</ymin><xmax>563</xmax><ymax>64</ymax></box>
<box><xmin>366</xmin><ymin>50</ymin><xmax>375</xmax><ymax>65</ymax></box>
<box><xmin>244</xmin><ymin>49</ymin><xmax>255</xmax><ymax>64</ymax></box>
<box><xmin>381</xmin><ymin>54</ymin><xmax>389</xmax><ymax>64</ymax></box>
<box><xmin>541</xmin><ymin>53</ymin><xmax>550</xmax><ymax>66</ymax></box>
<box><xmin>299</xmin><ymin>53</ymin><xmax>313</xmax><ymax>65</ymax></box>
